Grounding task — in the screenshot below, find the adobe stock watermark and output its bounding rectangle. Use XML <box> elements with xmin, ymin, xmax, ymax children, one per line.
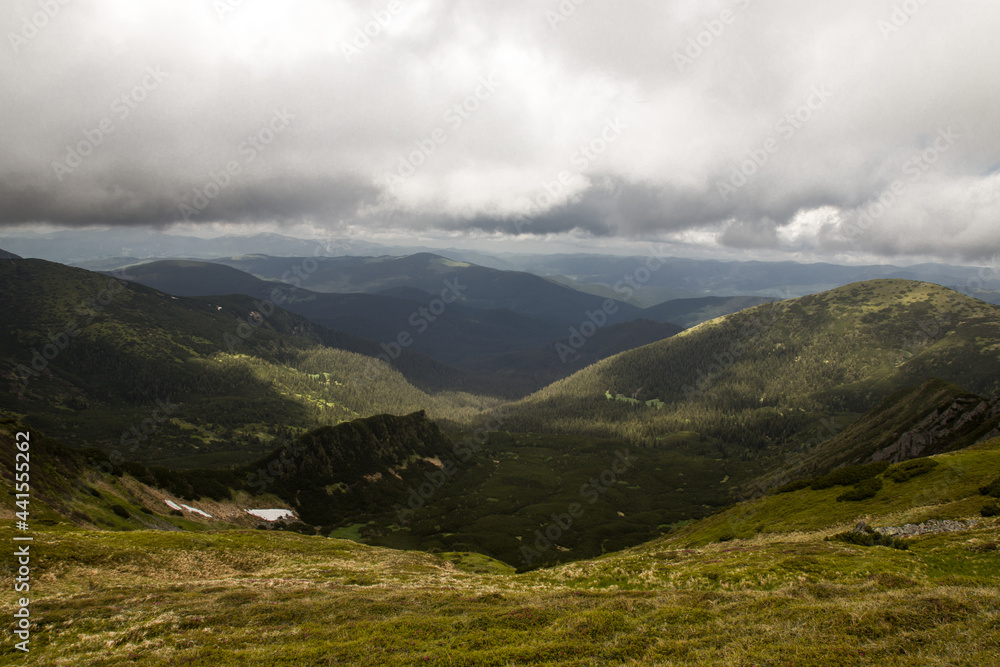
<box><xmin>341</xmin><ymin>0</ymin><xmax>404</xmax><ymax>62</ymax></box>
<box><xmin>51</xmin><ymin>66</ymin><xmax>169</xmax><ymax>182</ymax></box>
<box><xmin>513</xmin><ymin>117</ymin><xmax>628</xmax><ymax>234</ymax></box>
<box><xmin>842</xmin><ymin>126</ymin><xmax>958</xmax><ymax>243</ymax></box>
<box><xmin>94</xmin><ymin>398</ymin><xmax>179</xmax><ymax>474</ymax></box>
<box><xmin>546</xmin><ymin>0</ymin><xmax>589</xmax><ymax>31</ymax></box>
<box><xmin>555</xmin><ymin>300</ymin><xmax>620</xmax><ymax>363</ymax></box>
<box><xmin>246</xmin><ymin>436</ymin><xmax>308</xmax><ymax>495</ymax></box>
<box><xmin>12</xmin><ymin>269</ymin><xmax>133</xmax><ymax>385</ymax></box>
<box><xmin>382</xmin><ymin>75</ymin><xmax>500</xmax><ymax>189</ymax></box>
<box><xmin>681</xmin><ymin>294</ymin><xmax>792</xmax><ymax>401</ymax></box>
<box><xmin>674</xmin><ymin>0</ymin><xmax>752</xmax><ymax>73</ymax></box>
<box><xmin>8</xmin><ymin>0</ymin><xmax>72</xmax><ymax>54</ymax></box>
<box><xmin>612</xmin><ymin>243</ymin><xmax>673</xmax><ymax>301</ymax></box>
<box><xmin>877</xmin><ymin>0</ymin><xmax>931</xmax><ymax>39</ymax></box>
<box><xmin>222</xmin><ymin>247</ymin><xmax>325</xmax><ymax>352</ymax></box>
<box><xmin>213</xmin><ymin>0</ymin><xmax>249</xmax><ymax>21</ymax></box>
<box><xmin>355</xmin><ymin>278</ymin><xmax>468</xmax><ymax>387</ymax></box>
<box><xmin>716</xmin><ymin>85</ymin><xmax>833</xmax><ymax>202</ymax></box>
<box><xmin>520</xmin><ymin>449</ymin><xmax>637</xmax><ymax>567</ymax></box>
<box><xmin>394</xmin><ymin>410</ymin><xmax>508</xmax><ymax>523</ymax></box>
<box><xmin>554</xmin><ymin>244</ymin><xmax>674</xmax><ymax>361</ymax></box>
<box><xmin>178</xmin><ymin>108</ymin><xmax>294</xmax><ymax>221</ymax></box>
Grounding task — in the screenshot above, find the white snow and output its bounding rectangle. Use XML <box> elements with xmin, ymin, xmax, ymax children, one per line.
<box><xmin>164</xmin><ymin>500</ymin><xmax>183</xmax><ymax>511</ymax></box>
<box><xmin>180</xmin><ymin>503</ymin><xmax>213</xmax><ymax>518</ymax></box>
<box><xmin>245</xmin><ymin>509</ymin><xmax>295</xmax><ymax>521</ymax></box>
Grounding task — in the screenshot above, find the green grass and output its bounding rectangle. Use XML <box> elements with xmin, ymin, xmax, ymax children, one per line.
<box><xmin>2</xmin><ymin>519</ymin><xmax>998</xmax><ymax>666</ymax></box>
<box><xmin>669</xmin><ymin>437</ymin><xmax>1000</xmax><ymax>546</ymax></box>
<box><xmin>3</xmin><ymin>437</ymin><xmax>999</xmax><ymax>665</ymax></box>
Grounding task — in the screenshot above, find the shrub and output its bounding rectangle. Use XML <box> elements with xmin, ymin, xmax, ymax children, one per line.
<box><xmin>828</xmin><ymin>526</ymin><xmax>908</xmax><ymax>550</ymax></box>
<box><xmin>110</xmin><ymin>504</ymin><xmax>130</xmax><ymax>519</ymax></box>
<box><xmin>169</xmin><ymin>509</ymin><xmax>183</xmax><ymax>517</ymax></box>
<box><xmin>285</xmin><ymin>522</ymin><xmax>317</xmax><ymax>535</ymax></box>
<box><xmin>773</xmin><ymin>479</ymin><xmax>811</xmax><ymax>494</ymax></box>
<box><xmin>836</xmin><ymin>477</ymin><xmax>883</xmax><ymax>502</ymax></box>
<box><xmin>980</xmin><ymin>476</ymin><xmax>1000</xmax><ymax>498</ymax></box>
<box><xmin>981</xmin><ymin>503</ymin><xmax>1000</xmax><ymax>518</ymax></box>
<box><xmin>811</xmin><ymin>461</ymin><xmax>890</xmax><ymax>490</ymax></box>
<box><xmin>885</xmin><ymin>458</ymin><xmax>939</xmax><ymax>483</ymax></box>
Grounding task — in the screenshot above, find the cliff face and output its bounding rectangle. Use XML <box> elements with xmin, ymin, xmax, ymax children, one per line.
<box><xmin>870</xmin><ymin>396</ymin><xmax>1000</xmax><ymax>463</ymax></box>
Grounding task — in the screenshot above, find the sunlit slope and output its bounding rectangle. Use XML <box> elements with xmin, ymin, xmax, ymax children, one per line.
<box><xmin>3</xmin><ymin>438</ymin><xmax>998</xmax><ymax>665</ymax></box>
<box><xmin>0</xmin><ymin>260</ymin><xmax>478</xmax><ymax>466</ymax></box>
<box><xmin>504</xmin><ymin>280</ymin><xmax>1000</xmax><ymax>446</ymax></box>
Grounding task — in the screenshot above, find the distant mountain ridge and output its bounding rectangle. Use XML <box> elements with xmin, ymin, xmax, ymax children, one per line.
<box><xmin>640</xmin><ymin>295</ymin><xmax>777</xmax><ymax>328</ymax></box>
<box><xmin>115</xmin><ymin>257</ymin><xmax>681</xmax><ymax>393</ymax></box>
<box><xmin>0</xmin><ymin>258</ymin><xmax>476</xmax><ymax>465</ymax></box>
<box><xmin>209</xmin><ymin>252</ymin><xmax>643</xmax><ymax>329</ymax></box>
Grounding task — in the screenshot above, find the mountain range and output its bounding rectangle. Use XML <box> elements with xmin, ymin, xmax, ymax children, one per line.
<box><xmin>3</xmin><ymin>243</ymin><xmax>1000</xmax><ymax>663</ymax></box>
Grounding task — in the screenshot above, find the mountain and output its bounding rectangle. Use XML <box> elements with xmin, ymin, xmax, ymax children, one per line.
<box><xmin>0</xmin><ymin>248</ymin><xmax>22</xmax><ymax>260</ymax></box>
<box><xmin>752</xmin><ymin>378</ymin><xmax>1000</xmax><ymax>493</ymax></box>
<box><xmin>640</xmin><ymin>295</ymin><xmax>777</xmax><ymax>328</ymax></box>
<box><xmin>111</xmin><ymin>259</ymin><xmax>280</xmax><ymax>297</ymax></box>
<box><xmin>501</xmin><ymin>253</ymin><xmax>1000</xmax><ymax>299</ymax></box>
<box><xmin>230</xmin><ymin>411</ymin><xmax>470</xmax><ymax>527</ymax></box>
<box><xmin>0</xmin><ymin>259</ymin><xmax>482</xmax><ymax>466</ymax></box>
<box><xmin>209</xmin><ymin>252</ymin><xmax>642</xmax><ymax>329</ymax></box>
<box><xmin>502</xmin><ymin>280</ymin><xmax>1000</xmax><ymax>456</ymax></box>
<box><xmin>5</xmin><ymin>419</ymin><xmax>999</xmax><ymax>665</ymax></box>
<box><xmin>114</xmin><ymin>259</ymin><xmax>564</xmax><ymax>370</ymax></box>
<box><xmin>115</xmin><ymin>258</ymin><xmax>683</xmax><ymax>392</ymax></box>
<box><xmin>545</xmin><ymin>273</ymin><xmax>698</xmax><ymax>307</ymax></box>
<box><xmin>0</xmin><ymin>229</ymin><xmax>389</xmax><ymax>264</ymax></box>
<box><xmin>469</xmin><ymin>319</ymin><xmax>683</xmax><ymax>396</ymax></box>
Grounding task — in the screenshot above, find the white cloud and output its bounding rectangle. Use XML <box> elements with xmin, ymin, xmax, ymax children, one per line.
<box><xmin>1</xmin><ymin>0</ymin><xmax>998</xmax><ymax>262</ymax></box>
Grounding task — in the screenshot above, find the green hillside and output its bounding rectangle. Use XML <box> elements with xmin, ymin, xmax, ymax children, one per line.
<box><xmin>503</xmin><ymin>281</ymin><xmax>1000</xmax><ymax>453</ymax></box>
<box><xmin>0</xmin><ymin>260</ymin><xmax>488</xmax><ymax>467</ymax></box>
<box><xmin>753</xmin><ymin>378</ymin><xmax>1000</xmax><ymax>493</ymax></box>
<box><xmin>3</xmin><ymin>422</ymin><xmax>998</xmax><ymax>665</ymax></box>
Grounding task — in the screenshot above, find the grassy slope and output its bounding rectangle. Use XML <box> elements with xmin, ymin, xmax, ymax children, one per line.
<box><xmin>752</xmin><ymin>378</ymin><xmax>999</xmax><ymax>492</ymax></box>
<box><xmin>3</xmin><ymin>440</ymin><xmax>998</xmax><ymax>665</ymax></box>
<box><xmin>0</xmin><ymin>259</ymin><xmax>490</xmax><ymax>467</ymax></box>
<box><xmin>503</xmin><ymin>280</ymin><xmax>1000</xmax><ymax>445</ymax></box>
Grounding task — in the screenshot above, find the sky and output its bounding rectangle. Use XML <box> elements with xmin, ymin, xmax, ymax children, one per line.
<box><xmin>2</xmin><ymin>0</ymin><xmax>999</xmax><ymax>264</ymax></box>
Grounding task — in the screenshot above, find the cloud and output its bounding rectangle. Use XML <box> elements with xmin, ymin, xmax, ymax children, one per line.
<box><xmin>1</xmin><ymin>0</ymin><xmax>999</xmax><ymax>263</ymax></box>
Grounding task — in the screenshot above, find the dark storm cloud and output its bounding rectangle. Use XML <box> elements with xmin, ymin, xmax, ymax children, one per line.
<box><xmin>1</xmin><ymin>0</ymin><xmax>998</xmax><ymax>262</ymax></box>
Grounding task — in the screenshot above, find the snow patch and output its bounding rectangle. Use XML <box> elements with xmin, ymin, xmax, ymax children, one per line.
<box><xmin>246</xmin><ymin>509</ymin><xmax>295</xmax><ymax>521</ymax></box>
<box><xmin>180</xmin><ymin>503</ymin><xmax>213</xmax><ymax>518</ymax></box>
<box><xmin>164</xmin><ymin>500</ymin><xmax>183</xmax><ymax>511</ymax></box>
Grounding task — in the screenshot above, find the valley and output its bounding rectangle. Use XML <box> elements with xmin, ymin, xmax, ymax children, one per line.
<box><xmin>7</xmin><ymin>5</ymin><xmax>999</xmax><ymax>662</ymax></box>
<box><xmin>2</xmin><ymin>248</ymin><xmax>999</xmax><ymax>664</ymax></box>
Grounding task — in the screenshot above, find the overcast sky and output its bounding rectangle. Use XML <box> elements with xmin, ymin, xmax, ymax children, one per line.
<box><xmin>2</xmin><ymin>0</ymin><xmax>998</xmax><ymax>263</ymax></box>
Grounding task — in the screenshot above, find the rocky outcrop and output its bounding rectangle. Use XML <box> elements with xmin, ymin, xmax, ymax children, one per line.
<box><xmin>873</xmin><ymin>519</ymin><xmax>977</xmax><ymax>538</ymax></box>
<box><xmin>870</xmin><ymin>396</ymin><xmax>1000</xmax><ymax>463</ymax></box>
